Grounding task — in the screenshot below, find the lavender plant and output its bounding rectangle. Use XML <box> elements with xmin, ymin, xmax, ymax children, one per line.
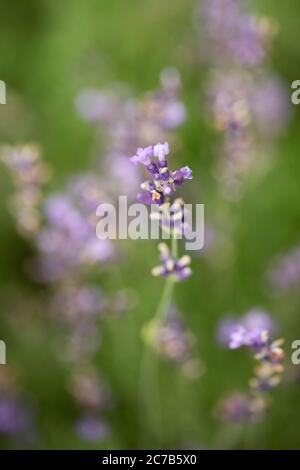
<box><xmin>198</xmin><ymin>0</ymin><xmax>290</xmax><ymax>198</ymax></box>
<box><xmin>129</xmin><ymin>142</ymin><xmax>202</xmax><ymax>380</ymax></box>
<box><xmin>217</xmin><ymin>309</ymin><xmax>284</xmax><ymax>423</ymax></box>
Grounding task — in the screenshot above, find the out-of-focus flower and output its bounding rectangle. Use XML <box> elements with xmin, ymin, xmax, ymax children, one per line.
<box><xmin>251</xmin><ymin>77</ymin><xmax>291</xmax><ymax>138</ymax></box>
<box><xmin>0</xmin><ymin>393</ymin><xmax>35</xmax><ymax>441</ymax></box>
<box><xmin>130</xmin><ymin>146</ymin><xmax>154</xmax><ymax>166</ymax></box>
<box><xmin>31</xmin><ymin>174</ymin><xmax>114</xmax><ymax>284</ymax></box>
<box><xmin>218</xmin><ymin>392</ymin><xmax>266</xmax><ymax>423</ymax></box>
<box><xmin>267</xmin><ymin>246</ymin><xmax>300</xmax><ymax>293</ymax></box>
<box><xmin>70</xmin><ymin>367</ymin><xmax>112</xmax><ymax>440</ymax></box>
<box><xmin>75</xmin><ymin>89</ymin><xmax>120</xmax><ymax>124</ymax></box>
<box><xmin>0</xmin><ymin>370</ymin><xmax>36</xmax><ymax>443</ymax></box>
<box><xmin>217</xmin><ymin>309</ymin><xmax>276</xmax><ymax>348</ymax></box>
<box><xmin>70</xmin><ymin>368</ymin><xmax>111</xmax><ymax>412</ymax></box>
<box><xmin>200</xmin><ymin>0</ymin><xmax>275</xmax><ymax>67</ymax></box>
<box><xmin>143</xmin><ymin>306</ymin><xmax>203</xmax><ymax>379</ymax></box>
<box><xmin>0</xmin><ymin>144</ymin><xmax>50</xmax><ymax>236</ymax></box>
<box><xmin>198</xmin><ymin>0</ymin><xmax>290</xmax><ymax>198</ymax></box>
<box><xmin>152</xmin><ymin>243</ymin><xmax>192</xmax><ymax>282</ymax></box>
<box><xmin>216</xmin><ymin>308</ymin><xmax>284</xmax><ymax>423</ymax></box>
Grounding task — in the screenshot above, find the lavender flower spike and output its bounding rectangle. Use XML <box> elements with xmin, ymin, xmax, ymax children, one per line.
<box><xmin>152</xmin><ymin>243</ymin><xmax>192</xmax><ymax>282</ymax></box>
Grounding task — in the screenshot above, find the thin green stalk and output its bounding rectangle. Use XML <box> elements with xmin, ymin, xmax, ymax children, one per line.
<box><xmin>139</xmin><ymin>233</ymin><xmax>178</xmax><ymax>445</ymax></box>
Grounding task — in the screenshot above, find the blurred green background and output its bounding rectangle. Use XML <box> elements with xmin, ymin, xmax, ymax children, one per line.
<box><xmin>0</xmin><ymin>0</ymin><xmax>300</xmax><ymax>449</ymax></box>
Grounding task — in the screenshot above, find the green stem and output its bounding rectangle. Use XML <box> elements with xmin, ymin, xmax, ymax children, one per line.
<box><xmin>171</xmin><ymin>232</ymin><xmax>178</xmax><ymax>259</ymax></box>
<box><xmin>138</xmin><ymin>233</ymin><xmax>178</xmax><ymax>445</ymax></box>
<box><xmin>155</xmin><ymin>277</ymin><xmax>174</xmax><ymax>322</ymax></box>
<box><xmin>154</xmin><ymin>235</ymin><xmax>177</xmax><ymax>322</ymax></box>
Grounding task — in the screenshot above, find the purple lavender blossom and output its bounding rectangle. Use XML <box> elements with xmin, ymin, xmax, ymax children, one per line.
<box><xmin>229</xmin><ymin>325</ymin><xmax>248</xmax><ymax>349</ymax></box>
<box><xmin>217</xmin><ymin>308</ymin><xmax>284</xmax><ymax>415</ymax></box>
<box><xmin>217</xmin><ymin>309</ymin><xmax>276</xmax><ymax>350</ymax></box>
<box><xmin>152</xmin><ymin>243</ymin><xmax>192</xmax><ymax>282</ymax></box>
<box><xmin>131</xmin><ymin>143</ymin><xmax>193</xmax><ymax>206</ymax></box>
<box><xmin>243</xmin><ymin>309</ymin><xmax>275</xmax><ymax>335</ymax></box>
<box><xmin>32</xmin><ymin>174</ymin><xmax>115</xmax><ymax>283</ymax></box>
<box><xmin>199</xmin><ymin>0</ymin><xmax>290</xmax><ymax>200</ymax></box>
<box><xmin>0</xmin><ymin>145</ymin><xmax>50</xmax><ymax>236</ymax></box>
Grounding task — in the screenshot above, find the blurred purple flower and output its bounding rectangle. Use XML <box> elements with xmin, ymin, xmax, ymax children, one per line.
<box><xmin>200</xmin><ymin>0</ymin><xmax>270</xmax><ymax>67</ymax></box>
<box><xmin>143</xmin><ymin>305</ymin><xmax>203</xmax><ymax>379</ymax></box>
<box><xmin>267</xmin><ymin>246</ymin><xmax>300</xmax><ymax>293</ymax></box>
<box><xmin>0</xmin><ymin>393</ymin><xmax>35</xmax><ymax>442</ymax></box>
<box><xmin>217</xmin><ymin>309</ymin><xmax>277</xmax><ymax>350</ymax></box>
<box><xmin>218</xmin><ymin>392</ymin><xmax>266</xmax><ymax>423</ymax></box>
<box><xmin>76</xmin><ymin>416</ymin><xmax>109</xmax><ymax>442</ymax></box>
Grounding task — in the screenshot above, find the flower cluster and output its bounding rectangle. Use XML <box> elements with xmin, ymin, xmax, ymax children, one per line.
<box><xmin>130</xmin><ymin>142</ymin><xmax>193</xmax><ymax>282</ymax></box>
<box><xmin>132</xmin><ymin>139</ymin><xmax>200</xmax><ymax>387</ymax></box>
<box><xmin>199</xmin><ymin>0</ymin><xmax>273</xmax><ymax>67</ymax></box>
<box><xmin>143</xmin><ymin>305</ymin><xmax>203</xmax><ymax>379</ymax></box>
<box><xmin>217</xmin><ymin>309</ymin><xmax>284</xmax><ymax>423</ymax></box>
<box><xmin>198</xmin><ymin>0</ymin><xmax>290</xmax><ymax>198</ymax></box>
<box><xmin>218</xmin><ymin>392</ymin><xmax>266</xmax><ymax>424</ymax></box>
<box><xmin>217</xmin><ymin>309</ymin><xmax>277</xmax><ymax>349</ymax></box>
<box><xmin>76</xmin><ymin>69</ymin><xmax>186</xmax><ymax>199</ymax></box>
<box><xmin>70</xmin><ymin>367</ymin><xmax>111</xmax><ymax>442</ymax></box>
<box><xmin>0</xmin><ymin>370</ymin><xmax>36</xmax><ymax>443</ymax></box>
<box><xmin>30</xmin><ymin>174</ymin><xmax>114</xmax><ymax>284</ymax></box>
<box><xmin>0</xmin><ymin>144</ymin><xmax>50</xmax><ymax>236</ymax></box>
<box><xmin>152</xmin><ymin>243</ymin><xmax>192</xmax><ymax>282</ymax></box>
<box><xmin>130</xmin><ymin>143</ymin><xmax>192</xmax><ymax>206</ymax></box>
